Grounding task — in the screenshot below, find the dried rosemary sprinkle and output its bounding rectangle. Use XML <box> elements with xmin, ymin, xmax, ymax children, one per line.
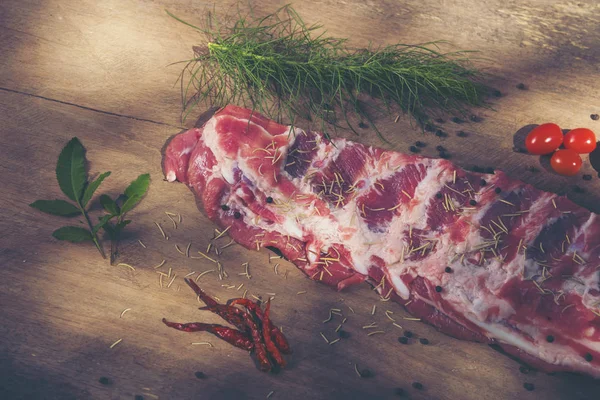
<box><xmin>138</xmin><ymin>240</ymin><xmax>147</xmax><ymax>248</ymax></box>
<box><xmin>117</xmin><ymin>263</ymin><xmax>135</xmax><ymax>272</ymax></box>
<box><xmin>120</xmin><ymin>308</ymin><xmax>131</xmax><ymax>318</ymax></box>
<box><xmin>196</xmin><ymin>251</ymin><xmax>217</xmax><ymax>263</ymax></box>
<box><xmin>195</xmin><ymin>269</ymin><xmax>215</xmax><ymax>282</ymax></box>
<box><xmin>154</xmin><ymin>259</ymin><xmax>166</xmax><ymax>269</ymax></box>
<box><xmin>367</xmin><ymin>330</ymin><xmax>385</xmax><ymax>336</ymax></box>
<box><xmin>109</xmin><ymin>338</ymin><xmax>123</xmax><ymax>349</ymax></box>
<box><xmin>154</xmin><ymin>222</ymin><xmax>167</xmax><ymax>240</ymax></box>
<box><xmin>191</xmin><ymin>342</ymin><xmax>214</xmax><ymax>347</ymax></box>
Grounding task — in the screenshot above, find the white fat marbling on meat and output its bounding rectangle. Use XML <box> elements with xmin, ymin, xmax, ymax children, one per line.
<box><xmin>196</xmin><ymin>112</ymin><xmax>600</xmax><ymax>376</ymax></box>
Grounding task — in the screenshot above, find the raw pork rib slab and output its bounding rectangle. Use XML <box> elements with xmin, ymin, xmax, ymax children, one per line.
<box><xmin>164</xmin><ymin>105</ymin><xmax>600</xmax><ymax>377</ymax></box>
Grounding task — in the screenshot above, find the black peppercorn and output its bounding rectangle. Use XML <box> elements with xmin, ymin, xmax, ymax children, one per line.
<box><xmin>591</xmin><ymin>114</ymin><xmax>599</xmax><ymax>121</ymax></box>
<box><xmin>439</xmin><ymin>151</ymin><xmax>450</xmax><ymax>159</ymax></box>
<box><xmin>469</xmin><ymin>199</ymin><xmax>477</xmax><ymax>206</ymax></box>
<box><xmin>583</xmin><ymin>174</ymin><xmax>592</xmax><ymax>181</ymax></box>
<box><xmin>195</xmin><ymin>371</ymin><xmax>206</xmax><ymax>379</ymax></box>
<box><xmin>480</xmin><ymin>179</ymin><xmax>487</xmax><ymax>186</ymax></box>
<box><xmin>419</xmin><ymin>338</ymin><xmax>429</xmax><ymax>345</ymax></box>
<box><xmin>398</xmin><ymin>336</ymin><xmax>409</xmax><ymax>344</ymax></box>
<box><xmin>233</xmin><ymin>211</ymin><xmax>242</xmax><ymax>219</ymax></box>
<box><xmin>457</xmin><ymin>130</ymin><xmax>468</xmax><ymax>137</ymax></box>
<box><xmin>523</xmin><ymin>383</ymin><xmax>535</xmax><ymax>391</ymax></box>
<box><xmin>415</xmin><ymin>141</ymin><xmax>426</xmax><ymax>148</ymax></box>
<box><xmin>403</xmin><ymin>331</ymin><xmax>413</xmax><ymax>338</ymax></box>
<box><xmin>360</xmin><ymin>369</ymin><xmax>373</xmax><ymax>378</ymax></box>
<box><xmin>266</xmin><ymin>196</ymin><xmax>273</xmax><ymax>203</ymax></box>
<box><xmin>451</xmin><ymin>117</ymin><xmax>464</xmax><ymax>124</ymax></box>
<box><xmin>435</xmin><ymin>286</ymin><xmax>443</xmax><ymax>293</ymax></box>
<box><xmin>412</xmin><ymin>382</ymin><xmax>424</xmax><ymax>390</ymax></box>
<box><xmin>409</xmin><ymin>145</ymin><xmax>420</xmax><ymax>153</ymax></box>
<box><xmin>358</xmin><ymin>122</ymin><xmax>369</xmax><ymax>129</ymax></box>
<box><xmin>135</xmin><ymin>396</ymin><xmax>145</xmax><ymax>400</ymax></box>
<box><xmin>436</xmin><ymin>192</ymin><xmax>443</xmax><ymax>199</ymax></box>
<box><xmin>99</xmin><ymin>377</ymin><xmax>111</xmax><ymax>385</ymax></box>
<box><xmin>338</xmin><ymin>330</ymin><xmax>351</xmax><ymax>339</ymax></box>
<box><xmin>546</xmin><ymin>335</ymin><xmax>555</xmax><ymax>343</ymax></box>
<box><xmin>516</xmin><ymin>83</ymin><xmax>527</xmax><ymax>90</ymax></box>
<box><xmin>436</xmin><ymin>145</ymin><xmax>446</xmax><ymax>152</ymax></box>
<box><xmin>445</xmin><ymin>267</ymin><xmax>453</xmax><ymax>273</ymax></box>
<box><xmin>584</xmin><ymin>353</ymin><xmax>593</xmax><ymax>362</ymax></box>
<box><xmin>435</xmin><ymin>129</ymin><xmax>447</xmax><ymax>137</ymax></box>
<box><xmin>221</xmin><ymin>204</ymin><xmax>230</xmax><ymax>211</ymax></box>
<box><xmin>495</xmin><ymin>187</ymin><xmax>502</xmax><ymax>194</ymax></box>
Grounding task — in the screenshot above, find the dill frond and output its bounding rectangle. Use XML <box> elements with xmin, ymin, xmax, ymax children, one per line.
<box><xmin>168</xmin><ymin>5</ymin><xmax>490</xmax><ymax>139</ymax></box>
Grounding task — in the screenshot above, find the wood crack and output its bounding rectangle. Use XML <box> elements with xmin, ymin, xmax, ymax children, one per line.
<box><xmin>0</xmin><ymin>87</ymin><xmax>183</xmax><ymax>129</ymax></box>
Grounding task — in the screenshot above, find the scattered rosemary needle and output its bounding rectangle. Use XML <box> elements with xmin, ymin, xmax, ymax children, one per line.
<box><xmin>109</xmin><ymin>338</ymin><xmax>123</xmax><ymax>349</ymax></box>
<box><xmin>117</xmin><ymin>263</ymin><xmax>135</xmax><ymax>272</ymax></box>
<box><xmin>168</xmin><ymin>5</ymin><xmax>490</xmax><ymax>139</ymax></box>
<box><xmin>120</xmin><ymin>308</ymin><xmax>131</xmax><ymax>318</ymax></box>
<box><xmin>191</xmin><ymin>342</ymin><xmax>214</xmax><ymax>347</ymax></box>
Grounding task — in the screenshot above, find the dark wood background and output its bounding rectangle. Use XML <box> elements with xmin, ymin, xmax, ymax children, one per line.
<box><xmin>1</xmin><ymin>1</ymin><xmax>600</xmax><ymax>399</ymax></box>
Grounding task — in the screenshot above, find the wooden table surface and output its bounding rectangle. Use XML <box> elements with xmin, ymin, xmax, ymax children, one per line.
<box><xmin>2</xmin><ymin>1</ymin><xmax>600</xmax><ymax>399</ymax></box>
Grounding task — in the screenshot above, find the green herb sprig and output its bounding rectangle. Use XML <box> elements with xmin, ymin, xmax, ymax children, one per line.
<box><xmin>29</xmin><ymin>138</ymin><xmax>149</xmax><ymax>264</ymax></box>
<box><xmin>168</xmin><ymin>5</ymin><xmax>490</xmax><ymax>139</ymax></box>
<box><xmin>99</xmin><ymin>173</ymin><xmax>150</xmax><ymax>264</ymax></box>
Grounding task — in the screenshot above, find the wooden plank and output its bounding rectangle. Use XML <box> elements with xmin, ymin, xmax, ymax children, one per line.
<box><xmin>1</xmin><ymin>0</ymin><xmax>600</xmax><ymax>399</ymax></box>
<box><xmin>1</xmin><ymin>83</ymin><xmax>600</xmax><ymax>400</ymax></box>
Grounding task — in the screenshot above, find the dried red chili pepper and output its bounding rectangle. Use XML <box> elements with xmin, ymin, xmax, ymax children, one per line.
<box><xmin>240</xmin><ymin>309</ymin><xmax>272</xmax><ymax>371</ymax></box>
<box><xmin>198</xmin><ymin>304</ymin><xmax>247</xmax><ymax>331</ymax></box>
<box><xmin>162</xmin><ymin>319</ymin><xmax>253</xmax><ymax>350</ymax></box>
<box><xmin>228</xmin><ymin>298</ymin><xmax>291</xmax><ymax>354</ymax></box>
<box><xmin>262</xmin><ymin>300</ymin><xmax>286</xmax><ymax>367</ymax></box>
<box><xmin>184</xmin><ymin>278</ymin><xmax>218</xmax><ymax>307</ymax></box>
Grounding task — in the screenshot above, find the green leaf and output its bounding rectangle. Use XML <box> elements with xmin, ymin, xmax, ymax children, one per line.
<box><xmin>120</xmin><ymin>173</ymin><xmax>150</xmax><ymax>215</ymax></box>
<box><xmin>52</xmin><ymin>226</ymin><xmax>93</xmax><ymax>242</ymax></box>
<box><xmin>29</xmin><ymin>199</ymin><xmax>80</xmax><ymax>217</ymax></box>
<box><xmin>56</xmin><ymin>137</ymin><xmax>87</xmax><ymax>204</ymax></box>
<box><xmin>94</xmin><ymin>215</ymin><xmax>113</xmax><ymax>234</ymax></box>
<box><xmin>120</xmin><ymin>195</ymin><xmax>141</xmax><ymax>215</ymax></box>
<box><xmin>102</xmin><ymin>222</ymin><xmax>116</xmax><ymax>239</ymax></box>
<box><xmin>124</xmin><ymin>173</ymin><xmax>150</xmax><ymax>199</ymax></box>
<box><xmin>81</xmin><ymin>171</ymin><xmax>111</xmax><ymax>207</ymax></box>
<box><xmin>100</xmin><ymin>194</ymin><xmax>119</xmax><ymax>216</ymax></box>
<box><xmin>116</xmin><ymin>220</ymin><xmax>131</xmax><ymax>230</ymax></box>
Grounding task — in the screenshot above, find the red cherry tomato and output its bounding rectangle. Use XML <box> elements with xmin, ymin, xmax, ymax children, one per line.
<box><xmin>550</xmin><ymin>149</ymin><xmax>582</xmax><ymax>176</ymax></box>
<box><xmin>525</xmin><ymin>123</ymin><xmax>563</xmax><ymax>155</ymax></box>
<box><xmin>563</xmin><ymin>128</ymin><xmax>597</xmax><ymax>154</ymax></box>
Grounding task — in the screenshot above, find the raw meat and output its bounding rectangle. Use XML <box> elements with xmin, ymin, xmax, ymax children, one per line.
<box><xmin>163</xmin><ymin>105</ymin><xmax>600</xmax><ymax>377</ymax></box>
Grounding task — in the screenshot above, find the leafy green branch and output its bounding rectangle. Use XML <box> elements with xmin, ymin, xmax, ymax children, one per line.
<box><xmin>99</xmin><ymin>173</ymin><xmax>150</xmax><ymax>264</ymax></box>
<box><xmin>167</xmin><ymin>5</ymin><xmax>491</xmax><ymax>140</ymax></box>
<box><xmin>29</xmin><ymin>137</ymin><xmax>149</xmax><ymax>264</ymax></box>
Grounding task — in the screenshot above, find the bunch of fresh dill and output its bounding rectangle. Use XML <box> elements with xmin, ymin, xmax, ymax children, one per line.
<box><xmin>168</xmin><ymin>5</ymin><xmax>490</xmax><ymax>139</ymax></box>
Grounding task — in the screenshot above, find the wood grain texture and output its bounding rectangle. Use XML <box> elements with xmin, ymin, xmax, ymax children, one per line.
<box><xmin>1</xmin><ymin>1</ymin><xmax>600</xmax><ymax>399</ymax></box>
